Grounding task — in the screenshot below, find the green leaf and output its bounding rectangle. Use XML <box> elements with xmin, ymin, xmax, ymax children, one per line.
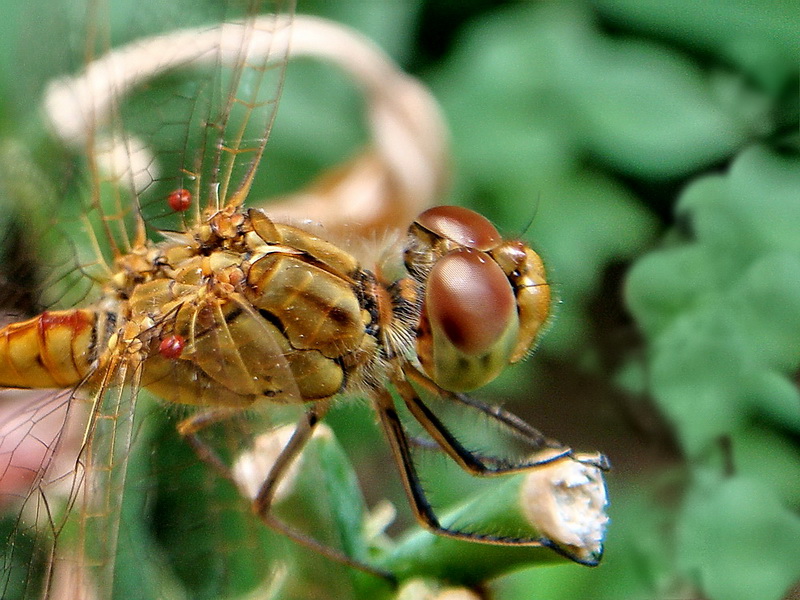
<box><xmin>563</xmin><ymin>37</ymin><xmax>756</xmax><ymax>178</ymax></box>
<box><xmin>592</xmin><ymin>0</ymin><xmax>800</xmax><ymax>93</ymax></box>
<box><xmin>735</xmin><ymin>425</ymin><xmax>800</xmax><ymax>507</ymax></box>
<box><xmin>677</xmin><ymin>471</ymin><xmax>800</xmax><ymax>600</ymax></box>
<box><xmin>436</xmin><ymin>2</ymin><xmax>760</xmax><ymax>182</ymax></box>
<box><xmin>627</xmin><ymin>147</ymin><xmax>800</xmax><ymax>454</ymax></box>
<box><xmin>625</xmin><ymin>244</ymin><xmax>720</xmax><ymax>339</ymax></box>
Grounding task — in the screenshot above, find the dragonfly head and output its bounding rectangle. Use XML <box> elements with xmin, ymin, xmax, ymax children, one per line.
<box><xmin>405</xmin><ymin>206</ymin><xmax>551</xmax><ymax>392</ymax></box>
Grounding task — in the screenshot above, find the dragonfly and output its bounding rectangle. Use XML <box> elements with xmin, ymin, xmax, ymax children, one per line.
<box><xmin>0</xmin><ymin>0</ymin><xmax>609</xmax><ymax>597</ymax></box>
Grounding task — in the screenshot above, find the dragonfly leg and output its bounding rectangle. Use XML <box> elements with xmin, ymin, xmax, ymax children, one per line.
<box><xmin>179</xmin><ymin>403</ymin><xmax>394</xmax><ymax>582</ymax></box>
<box><xmin>250</xmin><ymin>400</ymin><xmax>396</xmax><ymax>583</ymax></box>
<box><xmin>177</xmin><ymin>408</ymin><xmax>241</xmax><ymax>481</ymax></box>
<box><xmin>448</xmin><ymin>392</ymin><xmax>609</xmax><ymax>469</ymax></box>
<box><xmin>407</xmin><ymin>367</ymin><xmax>564</xmax><ymax>449</ymax></box>
<box><xmin>394</xmin><ymin>378</ymin><xmax>576</xmax><ymax>475</ymax></box>
<box><xmin>373</xmin><ymin>387</ymin><xmax>554</xmax><ymax>548</ymax></box>
<box><xmin>398</xmin><ymin>375</ymin><xmax>610</xmax><ymax>473</ymax></box>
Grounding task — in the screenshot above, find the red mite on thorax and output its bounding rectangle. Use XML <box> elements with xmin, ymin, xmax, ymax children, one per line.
<box><xmin>158</xmin><ymin>334</ymin><xmax>185</xmax><ymax>359</ymax></box>
<box><xmin>167</xmin><ymin>189</ymin><xmax>192</xmax><ymax>212</ymax></box>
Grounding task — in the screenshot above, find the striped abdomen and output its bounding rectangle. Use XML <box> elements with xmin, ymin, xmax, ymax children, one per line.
<box><xmin>0</xmin><ymin>310</ymin><xmax>99</xmax><ymax>388</ymax></box>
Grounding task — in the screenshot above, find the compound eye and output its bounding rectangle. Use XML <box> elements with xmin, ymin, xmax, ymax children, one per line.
<box><xmin>419</xmin><ymin>247</ymin><xmax>519</xmax><ymax>392</ymax></box>
<box><xmin>415</xmin><ymin>206</ymin><xmax>502</xmax><ymax>251</ymax></box>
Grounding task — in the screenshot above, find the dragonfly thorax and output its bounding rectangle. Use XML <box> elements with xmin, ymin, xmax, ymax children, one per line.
<box><xmin>118</xmin><ymin>207</ymin><xmax>409</xmax><ymax>408</ymax></box>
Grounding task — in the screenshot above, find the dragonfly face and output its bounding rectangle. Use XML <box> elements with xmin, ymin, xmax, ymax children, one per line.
<box><xmin>0</xmin><ymin>1</ymin><xmax>608</xmax><ymax>596</ymax></box>
<box><xmin>406</xmin><ymin>205</ymin><xmax>551</xmax><ymax>392</ymax></box>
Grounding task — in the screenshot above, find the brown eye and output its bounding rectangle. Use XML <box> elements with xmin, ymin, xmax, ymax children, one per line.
<box><xmin>427</xmin><ymin>248</ymin><xmax>515</xmax><ymax>354</ymax></box>
<box><xmin>418</xmin><ymin>247</ymin><xmax>520</xmax><ymax>392</ymax></box>
<box><xmin>416</xmin><ymin>206</ymin><xmax>502</xmax><ymax>251</ymax></box>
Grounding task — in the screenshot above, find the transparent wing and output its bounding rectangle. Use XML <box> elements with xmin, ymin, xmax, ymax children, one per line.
<box><xmin>194</xmin><ymin>6</ymin><xmax>294</xmax><ymax>213</ymax></box>
<box><xmin>32</xmin><ymin>0</ymin><xmax>294</xmax><ymax>259</ymax></box>
<box><xmin>67</xmin><ymin>357</ymin><xmax>140</xmax><ymax>599</ymax></box>
<box><xmin>41</xmin><ymin>0</ymin><xmax>294</xmax><ymax>235</ymax></box>
<box><xmin>0</xmin><ymin>356</ymin><xmax>144</xmax><ymax>600</ymax></box>
<box><xmin>0</xmin><ymin>389</ymin><xmax>78</xmax><ymax>599</ymax></box>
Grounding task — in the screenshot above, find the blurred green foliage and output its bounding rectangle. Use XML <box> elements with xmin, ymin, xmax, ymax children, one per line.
<box><xmin>0</xmin><ymin>0</ymin><xmax>798</xmax><ymax>599</ymax></box>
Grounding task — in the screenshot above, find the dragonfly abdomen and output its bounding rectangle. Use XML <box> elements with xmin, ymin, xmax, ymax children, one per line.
<box><xmin>0</xmin><ymin>309</ymin><xmax>99</xmax><ymax>388</ymax></box>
